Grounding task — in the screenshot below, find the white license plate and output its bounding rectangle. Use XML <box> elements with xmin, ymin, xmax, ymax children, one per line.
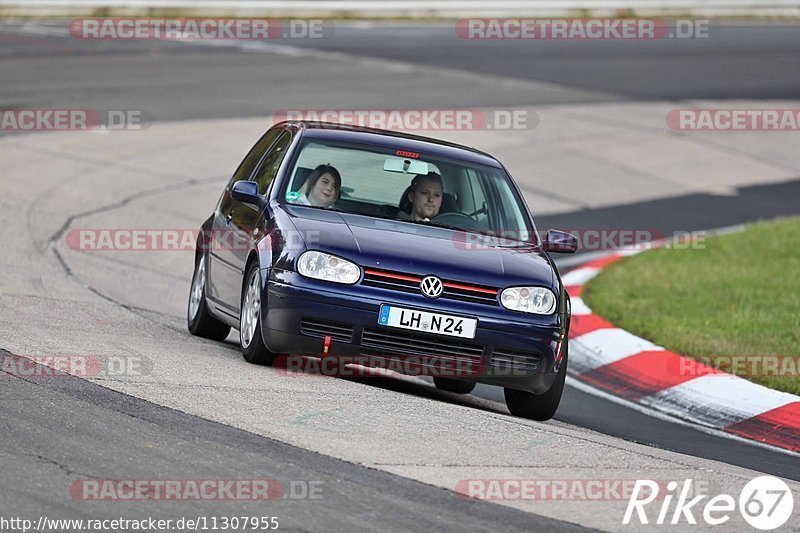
<box><xmin>377</xmin><ymin>305</ymin><xmax>477</xmax><ymax>339</ymax></box>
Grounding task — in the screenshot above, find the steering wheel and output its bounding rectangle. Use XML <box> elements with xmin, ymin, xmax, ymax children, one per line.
<box><xmin>432</xmin><ymin>212</ymin><xmax>482</xmax><ymax>230</ymax></box>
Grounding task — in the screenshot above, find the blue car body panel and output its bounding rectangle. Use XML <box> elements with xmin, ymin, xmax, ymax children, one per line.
<box><xmin>202</xmin><ymin>122</ymin><xmax>570</xmax><ymax>394</ymax></box>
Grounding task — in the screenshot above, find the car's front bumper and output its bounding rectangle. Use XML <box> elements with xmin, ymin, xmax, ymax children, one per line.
<box><xmin>261</xmin><ymin>269</ymin><xmax>567</xmax><ymax>394</ymax></box>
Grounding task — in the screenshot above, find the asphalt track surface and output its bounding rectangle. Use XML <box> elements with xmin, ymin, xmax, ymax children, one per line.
<box><xmin>1</xmin><ymin>351</ymin><xmax>582</xmax><ymax>532</ymax></box>
<box><xmin>3</xmin><ymin>22</ymin><xmax>800</xmax><ymax>120</ymax></box>
<box><xmin>1</xmin><ymin>20</ymin><xmax>800</xmax><ymax>531</ymax></box>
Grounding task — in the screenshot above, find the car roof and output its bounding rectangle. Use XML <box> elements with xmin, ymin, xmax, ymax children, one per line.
<box><xmin>277</xmin><ymin>121</ymin><xmax>504</xmax><ymax>169</ymax></box>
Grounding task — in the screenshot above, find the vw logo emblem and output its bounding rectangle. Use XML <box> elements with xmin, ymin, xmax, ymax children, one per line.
<box><xmin>420</xmin><ymin>275</ymin><xmax>443</xmax><ymax>298</ymax></box>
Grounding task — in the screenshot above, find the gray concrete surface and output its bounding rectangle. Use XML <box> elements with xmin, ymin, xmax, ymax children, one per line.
<box><xmin>1</xmin><ymin>355</ymin><xmax>587</xmax><ymax>531</ymax></box>
<box><xmin>2</xmin><ymin>111</ymin><xmax>799</xmax><ymax>531</ymax></box>
<box><xmin>2</xmin><ymin>20</ymin><xmax>800</xmax><ymax>532</ymax></box>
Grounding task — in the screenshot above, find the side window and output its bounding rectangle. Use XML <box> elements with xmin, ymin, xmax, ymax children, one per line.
<box><xmin>229</xmin><ymin>128</ymin><xmax>281</xmax><ymax>186</ymax></box>
<box><xmin>252</xmin><ymin>131</ymin><xmax>292</xmax><ymax>195</ymax></box>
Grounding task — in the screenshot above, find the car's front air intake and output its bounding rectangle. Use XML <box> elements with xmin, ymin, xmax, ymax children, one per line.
<box><xmin>300</xmin><ymin>318</ymin><xmax>354</xmax><ymax>342</ymax></box>
<box><xmin>489</xmin><ymin>348</ymin><xmax>542</xmax><ymax>372</ymax></box>
<box><xmin>490</xmin><ymin>347</ymin><xmax>541</xmax><ymax>372</ymax></box>
<box><xmin>361</xmin><ymin>327</ymin><xmax>485</xmax><ymax>363</ymax></box>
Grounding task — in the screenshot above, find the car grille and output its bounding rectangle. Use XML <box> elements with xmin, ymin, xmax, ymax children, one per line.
<box><xmin>300</xmin><ymin>318</ymin><xmax>354</xmax><ymax>342</ymax></box>
<box><xmin>361</xmin><ymin>268</ymin><xmax>499</xmax><ymax>306</ymax></box>
<box><xmin>361</xmin><ymin>327</ymin><xmax>485</xmax><ymax>364</ymax></box>
<box><xmin>489</xmin><ymin>347</ymin><xmax>541</xmax><ymax>372</ymax></box>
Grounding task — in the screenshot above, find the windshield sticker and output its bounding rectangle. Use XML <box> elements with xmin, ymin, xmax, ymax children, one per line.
<box><xmin>286</xmin><ymin>191</ymin><xmax>301</xmax><ymax>201</ymax></box>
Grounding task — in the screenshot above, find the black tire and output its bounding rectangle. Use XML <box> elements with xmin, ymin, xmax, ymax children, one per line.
<box><xmin>239</xmin><ymin>261</ymin><xmax>277</xmax><ymax>365</ymax></box>
<box><xmin>504</xmin><ymin>342</ymin><xmax>568</xmax><ymax>421</ymax></box>
<box><xmin>187</xmin><ymin>250</ymin><xmax>231</xmax><ymax>341</ymax></box>
<box><xmin>433</xmin><ymin>377</ymin><xmax>476</xmax><ymax>394</ymax></box>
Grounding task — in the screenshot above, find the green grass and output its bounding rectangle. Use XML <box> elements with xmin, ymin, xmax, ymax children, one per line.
<box><xmin>582</xmin><ymin>217</ymin><xmax>800</xmax><ymax>395</ymax></box>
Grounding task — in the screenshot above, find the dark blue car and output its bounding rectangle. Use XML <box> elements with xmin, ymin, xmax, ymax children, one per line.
<box><xmin>188</xmin><ymin>121</ymin><xmax>577</xmax><ymax>420</ymax></box>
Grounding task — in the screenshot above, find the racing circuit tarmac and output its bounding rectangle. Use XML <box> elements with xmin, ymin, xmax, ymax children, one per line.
<box><xmin>1</xmin><ymin>20</ymin><xmax>800</xmax><ymax>531</ymax></box>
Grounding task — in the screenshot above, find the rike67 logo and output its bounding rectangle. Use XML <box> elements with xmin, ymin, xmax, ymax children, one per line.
<box><xmin>624</xmin><ymin>476</ymin><xmax>794</xmax><ymax>530</ymax></box>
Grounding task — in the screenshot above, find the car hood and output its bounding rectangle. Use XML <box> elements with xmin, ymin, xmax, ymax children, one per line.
<box><xmin>283</xmin><ymin>206</ymin><xmax>555</xmax><ymax>289</ymax></box>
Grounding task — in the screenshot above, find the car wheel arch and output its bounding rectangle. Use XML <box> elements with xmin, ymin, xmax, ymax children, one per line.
<box><xmin>242</xmin><ymin>248</ymin><xmax>270</xmax><ymax>306</ymax></box>
<box><xmin>194</xmin><ymin>214</ymin><xmax>215</xmax><ymax>263</ymax></box>
<box><xmin>244</xmin><ymin>250</ymin><xmax>259</xmax><ymax>275</ymax></box>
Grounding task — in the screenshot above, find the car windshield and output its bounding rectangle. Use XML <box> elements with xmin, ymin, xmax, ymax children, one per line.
<box><xmin>281</xmin><ymin>138</ymin><xmax>537</xmax><ymax>246</ymax></box>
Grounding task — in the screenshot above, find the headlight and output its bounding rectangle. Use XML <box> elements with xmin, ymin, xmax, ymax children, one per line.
<box><xmin>500</xmin><ymin>287</ymin><xmax>556</xmax><ymax>315</ymax></box>
<box><xmin>297</xmin><ymin>251</ymin><xmax>360</xmax><ymax>285</ymax></box>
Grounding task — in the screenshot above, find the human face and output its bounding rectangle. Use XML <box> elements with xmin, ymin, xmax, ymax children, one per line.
<box><xmin>308</xmin><ymin>173</ymin><xmax>339</xmax><ymax>207</ymax></box>
<box><xmin>408</xmin><ymin>179</ymin><xmax>443</xmax><ymax>221</ymax></box>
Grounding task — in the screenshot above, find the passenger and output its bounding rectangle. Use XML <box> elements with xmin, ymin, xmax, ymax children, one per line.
<box><xmin>398</xmin><ymin>172</ymin><xmax>443</xmax><ymax>222</ymax></box>
<box><xmin>297</xmin><ymin>164</ymin><xmax>341</xmax><ymax>208</ymax></box>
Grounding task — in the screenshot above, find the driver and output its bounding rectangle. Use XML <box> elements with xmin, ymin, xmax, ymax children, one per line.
<box><xmin>398</xmin><ymin>172</ymin><xmax>443</xmax><ymax>222</ymax></box>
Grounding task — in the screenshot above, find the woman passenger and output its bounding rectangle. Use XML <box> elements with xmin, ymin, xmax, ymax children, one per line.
<box><xmin>297</xmin><ymin>164</ymin><xmax>342</xmax><ymax>208</ymax></box>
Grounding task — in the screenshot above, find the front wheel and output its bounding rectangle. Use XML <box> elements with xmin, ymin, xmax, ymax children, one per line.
<box><xmin>188</xmin><ymin>250</ymin><xmax>231</xmax><ymax>341</ymax></box>
<box><xmin>240</xmin><ymin>262</ymin><xmax>277</xmax><ymax>365</ymax></box>
<box><xmin>504</xmin><ymin>343</ymin><xmax>567</xmax><ymax>421</ymax></box>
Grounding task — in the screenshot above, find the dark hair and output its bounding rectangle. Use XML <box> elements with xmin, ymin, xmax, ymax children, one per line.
<box><xmin>302</xmin><ymin>164</ymin><xmax>342</xmax><ymax>197</ymax></box>
<box><xmin>409</xmin><ymin>172</ymin><xmax>443</xmax><ymax>193</ymax></box>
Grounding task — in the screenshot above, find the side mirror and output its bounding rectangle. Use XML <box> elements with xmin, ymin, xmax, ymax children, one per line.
<box><xmin>230</xmin><ymin>180</ymin><xmax>262</xmax><ymax>206</ymax></box>
<box><xmin>543</xmin><ymin>229</ymin><xmax>578</xmax><ymax>254</ymax></box>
